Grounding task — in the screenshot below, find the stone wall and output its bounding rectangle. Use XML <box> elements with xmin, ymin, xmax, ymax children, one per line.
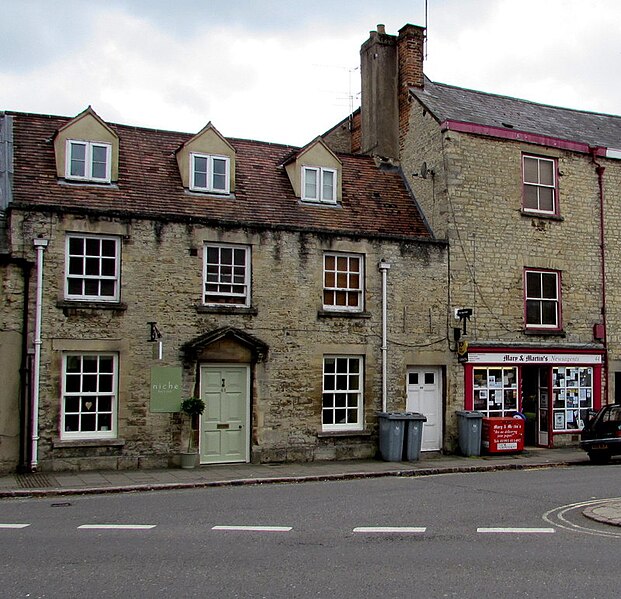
<box><xmin>10</xmin><ymin>210</ymin><xmax>449</xmax><ymax>470</ymax></box>
<box><xmin>0</xmin><ymin>262</ymin><xmax>27</xmax><ymax>473</ymax></box>
<box><xmin>401</xmin><ymin>102</ymin><xmax>611</xmax><ymax>443</ymax></box>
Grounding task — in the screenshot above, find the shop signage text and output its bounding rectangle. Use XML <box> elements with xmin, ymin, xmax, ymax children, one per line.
<box><xmin>468</xmin><ymin>352</ymin><xmax>602</xmax><ymax>365</ymax></box>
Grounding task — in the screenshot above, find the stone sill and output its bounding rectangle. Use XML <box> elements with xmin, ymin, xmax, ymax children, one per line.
<box><xmin>523</xmin><ymin>328</ymin><xmax>566</xmax><ymax>337</ymax></box>
<box><xmin>195</xmin><ymin>305</ymin><xmax>258</xmax><ymax>316</ymax></box>
<box><xmin>520</xmin><ymin>209</ymin><xmax>564</xmax><ymax>221</ymax></box>
<box><xmin>52</xmin><ymin>437</ymin><xmax>126</xmax><ymax>449</ymax></box>
<box><xmin>317</xmin><ymin>430</ymin><xmax>372</xmax><ymax>438</ymax></box>
<box><xmin>59</xmin><ymin>180</ymin><xmax>119</xmax><ymax>189</ymax></box>
<box><xmin>57</xmin><ymin>300</ymin><xmax>127</xmax><ymax>314</ymax></box>
<box><xmin>317</xmin><ymin>310</ymin><xmax>371</xmax><ymax>319</ymax></box>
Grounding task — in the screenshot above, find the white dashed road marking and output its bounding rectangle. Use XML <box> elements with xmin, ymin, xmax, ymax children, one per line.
<box><xmin>0</xmin><ymin>524</ymin><xmax>30</xmax><ymax>529</ymax></box>
<box><xmin>212</xmin><ymin>525</ymin><xmax>292</xmax><ymax>532</ymax></box>
<box><xmin>477</xmin><ymin>527</ymin><xmax>555</xmax><ymax>534</ymax></box>
<box><xmin>78</xmin><ymin>524</ymin><xmax>156</xmax><ymax>530</ymax></box>
<box><xmin>353</xmin><ymin>526</ymin><xmax>426</xmax><ymax>533</ymax></box>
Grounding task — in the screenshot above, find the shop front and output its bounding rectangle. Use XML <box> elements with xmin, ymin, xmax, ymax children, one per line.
<box><xmin>463</xmin><ymin>347</ymin><xmax>604</xmax><ymax>448</ymax></box>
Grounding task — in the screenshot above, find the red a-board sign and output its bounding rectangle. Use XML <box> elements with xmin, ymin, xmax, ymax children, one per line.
<box><xmin>482</xmin><ymin>417</ymin><xmax>524</xmax><ymax>453</ymax></box>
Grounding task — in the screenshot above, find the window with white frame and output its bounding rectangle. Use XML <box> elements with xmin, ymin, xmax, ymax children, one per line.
<box><xmin>323</xmin><ymin>252</ymin><xmax>363</xmax><ymax>311</ymax></box>
<box><xmin>322</xmin><ymin>356</ymin><xmax>363</xmax><ymax>430</ymax></box>
<box><xmin>204</xmin><ymin>243</ymin><xmax>250</xmax><ymax>306</ymax></box>
<box><xmin>190</xmin><ymin>153</ymin><xmax>230</xmax><ymax>193</ymax></box>
<box><xmin>523</xmin><ymin>155</ymin><xmax>557</xmax><ymax>214</ymax></box>
<box><xmin>65</xmin><ymin>234</ymin><xmax>120</xmax><ymax>302</ymax></box>
<box><xmin>61</xmin><ymin>353</ymin><xmax>117</xmax><ymax>439</ymax></box>
<box><xmin>302</xmin><ymin>166</ymin><xmax>336</xmax><ymax>203</ymax></box>
<box><xmin>525</xmin><ymin>269</ymin><xmax>561</xmax><ymax>329</ymax></box>
<box><xmin>66</xmin><ymin>140</ymin><xmax>112</xmax><ymax>182</ymax></box>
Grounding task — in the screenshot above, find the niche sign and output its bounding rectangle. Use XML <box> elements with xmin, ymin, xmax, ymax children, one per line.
<box><xmin>150</xmin><ymin>366</ymin><xmax>182</xmax><ymax>413</ymax></box>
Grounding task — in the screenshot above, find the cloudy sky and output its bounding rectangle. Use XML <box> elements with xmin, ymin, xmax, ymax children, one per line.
<box><xmin>2</xmin><ymin>0</ymin><xmax>620</xmax><ymax>147</ymax></box>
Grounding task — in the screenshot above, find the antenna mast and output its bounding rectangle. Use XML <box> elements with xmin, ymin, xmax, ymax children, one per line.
<box><xmin>424</xmin><ymin>0</ymin><xmax>429</xmax><ymax>60</ymax></box>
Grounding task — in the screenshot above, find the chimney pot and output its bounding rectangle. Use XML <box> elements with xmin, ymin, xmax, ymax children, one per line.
<box><xmin>377</xmin><ymin>24</ymin><xmax>386</xmax><ymax>34</ymax></box>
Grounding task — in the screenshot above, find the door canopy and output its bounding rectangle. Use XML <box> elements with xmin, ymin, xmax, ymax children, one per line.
<box><xmin>180</xmin><ymin>326</ymin><xmax>269</xmax><ymax>363</ymax></box>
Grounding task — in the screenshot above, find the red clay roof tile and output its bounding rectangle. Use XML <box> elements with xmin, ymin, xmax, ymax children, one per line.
<box><xmin>9</xmin><ymin>112</ymin><xmax>432</xmax><ymax>241</ymax></box>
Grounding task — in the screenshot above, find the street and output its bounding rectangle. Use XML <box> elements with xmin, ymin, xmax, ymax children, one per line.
<box><xmin>0</xmin><ymin>464</ymin><xmax>619</xmax><ymax>598</ymax></box>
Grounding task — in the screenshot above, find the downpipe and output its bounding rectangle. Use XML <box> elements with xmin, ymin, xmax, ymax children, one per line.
<box><xmin>378</xmin><ymin>260</ymin><xmax>391</xmax><ymax>413</ymax></box>
<box><xmin>31</xmin><ymin>238</ymin><xmax>48</xmax><ymax>471</ymax></box>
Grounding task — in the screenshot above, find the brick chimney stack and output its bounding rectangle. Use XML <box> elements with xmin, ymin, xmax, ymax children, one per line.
<box><xmin>359</xmin><ymin>23</ymin><xmax>426</xmax><ymax>161</ymax></box>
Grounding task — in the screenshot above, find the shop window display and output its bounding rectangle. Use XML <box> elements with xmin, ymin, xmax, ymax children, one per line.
<box><xmin>552</xmin><ymin>366</ymin><xmax>592</xmax><ymax>431</ymax></box>
<box><xmin>473</xmin><ymin>367</ymin><xmax>518</xmax><ymax>416</ymax></box>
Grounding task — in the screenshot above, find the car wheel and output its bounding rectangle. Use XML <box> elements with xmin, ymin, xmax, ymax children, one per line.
<box><xmin>588</xmin><ymin>451</ymin><xmax>611</xmax><ymax>464</ymax></box>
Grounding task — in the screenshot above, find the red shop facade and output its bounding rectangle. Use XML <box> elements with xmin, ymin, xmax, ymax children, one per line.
<box><xmin>463</xmin><ymin>346</ymin><xmax>604</xmax><ymax>448</ymax></box>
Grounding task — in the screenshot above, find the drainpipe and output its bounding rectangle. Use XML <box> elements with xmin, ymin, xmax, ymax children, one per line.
<box><xmin>18</xmin><ymin>259</ymin><xmax>32</xmax><ymax>472</ymax></box>
<box><xmin>590</xmin><ymin>148</ymin><xmax>608</xmax><ymax>405</ymax></box>
<box><xmin>378</xmin><ymin>260</ymin><xmax>391</xmax><ymax>412</ymax></box>
<box><xmin>31</xmin><ymin>238</ymin><xmax>48</xmax><ymax>471</ymax></box>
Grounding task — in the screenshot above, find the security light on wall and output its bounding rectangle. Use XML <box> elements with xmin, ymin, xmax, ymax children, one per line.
<box><xmin>148</xmin><ymin>321</ymin><xmax>163</xmax><ymax>360</ymax></box>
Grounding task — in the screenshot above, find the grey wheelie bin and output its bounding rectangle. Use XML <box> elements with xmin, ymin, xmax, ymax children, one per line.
<box><xmin>455</xmin><ymin>410</ymin><xmax>484</xmax><ymax>456</ymax></box>
<box><xmin>378</xmin><ymin>412</ymin><xmax>407</xmax><ymax>461</ymax></box>
<box><xmin>404</xmin><ymin>412</ymin><xmax>427</xmax><ymax>461</ymax></box>
<box><xmin>378</xmin><ymin>412</ymin><xmax>427</xmax><ymax>461</ymax></box>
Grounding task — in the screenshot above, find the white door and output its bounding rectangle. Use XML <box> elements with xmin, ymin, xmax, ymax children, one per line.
<box><xmin>406</xmin><ymin>367</ymin><xmax>443</xmax><ymax>451</ymax></box>
<box><xmin>200</xmin><ymin>365</ymin><xmax>250</xmax><ymax>464</ymax></box>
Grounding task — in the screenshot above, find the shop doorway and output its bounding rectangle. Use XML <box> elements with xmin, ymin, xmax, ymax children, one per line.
<box><xmin>522</xmin><ymin>366</ymin><xmax>548</xmax><ymax>447</ymax></box>
<box><xmin>200</xmin><ymin>364</ymin><xmax>250</xmax><ymax>464</ymax></box>
<box><xmin>406</xmin><ymin>367</ymin><xmax>443</xmax><ymax>451</ymax></box>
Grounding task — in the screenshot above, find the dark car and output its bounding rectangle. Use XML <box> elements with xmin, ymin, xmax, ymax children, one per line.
<box><xmin>580</xmin><ymin>404</ymin><xmax>621</xmax><ymax>463</ymax></box>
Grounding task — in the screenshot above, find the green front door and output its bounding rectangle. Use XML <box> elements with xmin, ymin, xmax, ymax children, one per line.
<box><xmin>200</xmin><ymin>365</ymin><xmax>250</xmax><ymax>464</ymax></box>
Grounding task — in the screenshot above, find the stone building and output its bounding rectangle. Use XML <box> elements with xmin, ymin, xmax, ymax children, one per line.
<box><xmin>0</xmin><ymin>106</ymin><xmax>448</xmax><ymax>473</ymax></box>
<box><xmin>323</xmin><ymin>23</ymin><xmax>621</xmax><ymax>449</ymax></box>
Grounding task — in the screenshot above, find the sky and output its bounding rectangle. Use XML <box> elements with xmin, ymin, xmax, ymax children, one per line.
<box><xmin>2</xmin><ymin>0</ymin><xmax>621</xmax><ymax>147</ymax></box>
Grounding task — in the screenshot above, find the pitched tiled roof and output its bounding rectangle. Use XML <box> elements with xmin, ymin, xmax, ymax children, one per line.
<box><xmin>8</xmin><ymin>112</ymin><xmax>433</xmax><ymax>241</ymax></box>
<box><xmin>412</xmin><ymin>78</ymin><xmax>621</xmax><ymax>149</ymax></box>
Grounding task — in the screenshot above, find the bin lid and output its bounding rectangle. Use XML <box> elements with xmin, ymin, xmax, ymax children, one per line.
<box><xmin>378</xmin><ymin>411</ymin><xmax>426</xmax><ymax>420</ymax></box>
<box><xmin>456</xmin><ymin>410</ymin><xmax>484</xmax><ymax>418</ymax></box>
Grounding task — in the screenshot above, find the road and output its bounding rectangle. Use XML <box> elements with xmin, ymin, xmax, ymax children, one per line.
<box><xmin>0</xmin><ymin>464</ymin><xmax>619</xmax><ymax>598</ymax></box>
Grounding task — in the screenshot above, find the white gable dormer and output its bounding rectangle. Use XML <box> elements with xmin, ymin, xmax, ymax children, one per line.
<box><xmin>176</xmin><ymin>123</ymin><xmax>236</xmax><ymax>195</ymax></box>
<box><xmin>54</xmin><ymin>106</ymin><xmax>119</xmax><ymax>183</ymax></box>
<box><xmin>285</xmin><ymin>138</ymin><xmax>342</xmax><ymax>205</ymax></box>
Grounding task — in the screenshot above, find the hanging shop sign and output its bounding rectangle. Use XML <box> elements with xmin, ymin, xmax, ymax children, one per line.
<box><xmin>457</xmin><ymin>340</ymin><xmax>469</xmax><ymax>363</ymax></box>
<box><xmin>150</xmin><ymin>366</ymin><xmax>183</xmax><ymax>412</ymax></box>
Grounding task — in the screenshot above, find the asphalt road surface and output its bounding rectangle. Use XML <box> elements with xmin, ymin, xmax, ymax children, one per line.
<box><xmin>0</xmin><ymin>464</ymin><xmax>619</xmax><ymax>598</ymax></box>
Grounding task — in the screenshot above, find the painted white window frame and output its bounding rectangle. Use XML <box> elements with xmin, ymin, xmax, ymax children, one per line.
<box><xmin>190</xmin><ymin>153</ymin><xmax>230</xmax><ymax>193</ymax></box>
<box><xmin>522</xmin><ymin>155</ymin><xmax>557</xmax><ymax>215</ymax></box>
<box><xmin>65</xmin><ymin>140</ymin><xmax>112</xmax><ymax>183</ymax></box>
<box><xmin>61</xmin><ymin>352</ymin><xmax>118</xmax><ymax>440</ymax></box>
<box><xmin>323</xmin><ymin>252</ymin><xmax>364</xmax><ymax>312</ymax></box>
<box><xmin>525</xmin><ymin>268</ymin><xmax>561</xmax><ymax>330</ymax></box>
<box><xmin>322</xmin><ymin>355</ymin><xmax>364</xmax><ymax>431</ymax></box>
<box><xmin>65</xmin><ymin>233</ymin><xmax>121</xmax><ymax>302</ymax></box>
<box><xmin>302</xmin><ymin>166</ymin><xmax>337</xmax><ymax>204</ymax></box>
<box><xmin>203</xmin><ymin>243</ymin><xmax>251</xmax><ymax>307</ymax></box>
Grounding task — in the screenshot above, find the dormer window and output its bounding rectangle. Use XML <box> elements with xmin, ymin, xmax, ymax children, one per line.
<box><xmin>190</xmin><ymin>153</ymin><xmax>230</xmax><ymax>194</ymax></box>
<box><xmin>302</xmin><ymin>166</ymin><xmax>337</xmax><ymax>204</ymax></box>
<box><xmin>66</xmin><ymin>140</ymin><xmax>112</xmax><ymax>183</ymax></box>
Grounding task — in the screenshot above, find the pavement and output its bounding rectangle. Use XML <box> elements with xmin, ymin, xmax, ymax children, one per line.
<box><xmin>1</xmin><ymin>446</ymin><xmax>619</xmax><ymax>527</ymax></box>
